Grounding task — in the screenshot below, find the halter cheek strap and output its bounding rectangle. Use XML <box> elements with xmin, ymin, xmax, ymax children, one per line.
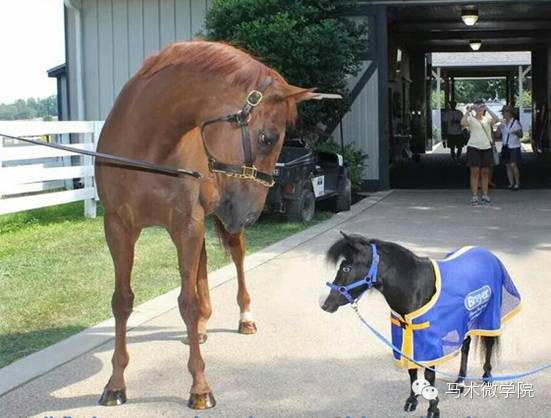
<box><xmin>326</xmin><ymin>243</ymin><xmax>380</xmax><ymax>305</ymax></box>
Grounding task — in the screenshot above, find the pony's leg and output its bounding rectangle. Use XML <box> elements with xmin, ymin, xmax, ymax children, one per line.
<box><xmin>99</xmin><ymin>213</ymin><xmax>140</xmax><ymax>406</ymax></box>
<box><xmin>170</xmin><ymin>220</ymin><xmax>215</xmax><ymax>409</ymax></box>
<box><xmin>425</xmin><ymin>367</ymin><xmax>440</xmax><ymax>418</ymax></box>
<box><xmin>215</xmin><ymin>217</ymin><xmax>256</xmax><ymax>334</ymax></box>
<box><xmin>404</xmin><ymin>368</ymin><xmax>419</xmax><ymax>412</ymax></box>
<box><xmin>482</xmin><ymin>336</ymin><xmax>497</xmax><ymax>383</ymax></box>
<box><xmin>455</xmin><ymin>335</ymin><xmax>472</xmax><ymax>391</ymax></box>
<box><xmin>183</xmin><ymin>242</ymin><xmax>211</xmax><ymax>345</ymax></box>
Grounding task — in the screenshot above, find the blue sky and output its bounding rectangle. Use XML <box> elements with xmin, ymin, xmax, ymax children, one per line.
<box><xmin>0</xmin><ymin>0</ymin><xmax>65</xmax><ymax>104</ymax></box>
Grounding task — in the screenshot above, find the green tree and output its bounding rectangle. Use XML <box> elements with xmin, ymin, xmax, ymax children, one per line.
<box><xmin>205</xmin><ymin>0</ymin><xmax>367</xmax><ymax>138</ymax></box>
<box><xmin>0</xmin><ymin>96</ymin><xmax>57</xmax><ymax>120</ymax></box>
<box><xmin>454</xmin><ymin>79</ymin><xmax>506</xmax><ymax>103</ymax></box>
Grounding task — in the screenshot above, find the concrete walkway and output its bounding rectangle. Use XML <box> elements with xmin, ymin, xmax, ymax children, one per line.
<box><xmin>1</xmin><ymin>190</ymin><xmax>550</xmax><ymax>418</ymax></box>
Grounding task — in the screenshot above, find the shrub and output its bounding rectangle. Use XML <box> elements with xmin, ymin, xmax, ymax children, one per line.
<box><xmin>314</xmin><ymin>140</ymin><xmax>365</xmax><ymax>192</ymax></box>
<box><xmin>205</xmin><ymin>0</ymin><xmax>367</xmax><ymax>137</ymax></box>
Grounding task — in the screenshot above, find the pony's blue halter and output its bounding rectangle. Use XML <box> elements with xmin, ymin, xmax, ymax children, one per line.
<box><xmin>326</xmin><ymin>243</ymin><xmax>380</xmax><ymax>305</ymax></box>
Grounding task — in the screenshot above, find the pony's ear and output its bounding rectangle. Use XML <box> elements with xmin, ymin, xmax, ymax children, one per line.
<box><xmin>270</xmin><ymin>84</ymin><xmax>318</xmax><ymax>103</ymax></box>
<box><xmin>340</xmin><ymin>230</ymin><xmax>352</xmax><ymax>241</ymax></box>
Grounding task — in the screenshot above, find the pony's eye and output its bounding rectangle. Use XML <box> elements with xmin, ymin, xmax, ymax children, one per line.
<box><xmin>342</xmin><ymin>266</ymin><xmax>351</xmax><ymax>273</ymax></box>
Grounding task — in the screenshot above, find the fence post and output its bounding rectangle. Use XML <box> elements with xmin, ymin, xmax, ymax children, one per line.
<box><xmin>83</xmin><ymin>126</ymin><xmax>97</xmax><ymax>218</ymax></box>
<box><xmin>0</xmin><ymin>134</ymin><xmax>3</xmax><ymax>199</ymax></box>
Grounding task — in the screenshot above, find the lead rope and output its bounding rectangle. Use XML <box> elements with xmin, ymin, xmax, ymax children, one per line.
<box><xmin>350</xmin><ymin>303</ymin><xmax>551</xmax><ymax>382</ymax></box>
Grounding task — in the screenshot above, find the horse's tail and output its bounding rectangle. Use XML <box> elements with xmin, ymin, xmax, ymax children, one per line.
<box><xmin>212</xmin><ymin>216</ymin><xmax>230</xmax><ymax>257</ymax></box>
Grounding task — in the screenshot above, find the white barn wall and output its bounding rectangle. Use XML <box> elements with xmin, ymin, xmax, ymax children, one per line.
<box><xmin>332</xmin><ymin>61</ymin><xmax>380</xmax><ymax>180</ymax></box>
<box><xmin>66</xmin><ymin>0</ymin><xmax>210</xmax><ymax>120</ymax></box>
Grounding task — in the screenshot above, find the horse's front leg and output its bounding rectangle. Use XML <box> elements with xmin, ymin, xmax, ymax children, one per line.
<box><xmin>404</xmin><ymin>368</ymin><xmax>419</xmax><ymax>412</ymax></box>
<box><xmin>170</xmin><ymin>216</ymin><xmax>215</xmax><ymax>409</ymax></box>
<box><xmin>425</xmin><ymin>367</ymin><xmax>440</xmax><ymax>418</ymax></box>
<box><xmin>215</xmin><ymin>217</ymin><xmax>256</xmax><ymax>334</ymax></box>
<box><xmin>183</xmin><ymin>242</ymin><xmax>211</xmax><ymax>345</ymax></box>
<box><xmin>99</xmin><ymin>213</ymin><xmax>141</xmax><ymax>406</ymax></box>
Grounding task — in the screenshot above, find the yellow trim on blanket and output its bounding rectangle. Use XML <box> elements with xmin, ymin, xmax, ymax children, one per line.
<box><xmin>391</xmin><ymin>261</ymin><xmax>522</xmax><ymax>369</ymax></box>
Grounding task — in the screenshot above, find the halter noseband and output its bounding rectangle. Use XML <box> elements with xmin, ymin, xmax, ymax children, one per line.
<box><xmin>326</xmin><ymin>243</ymin><xmax>380</xmax><ymax>305</ymax></box>
<box><xmin>200</xmin><ymin>79</ymin><xmax>275</xmax><ymax>188</ymax></box>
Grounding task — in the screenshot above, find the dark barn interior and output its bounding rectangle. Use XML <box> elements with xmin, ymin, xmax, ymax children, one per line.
<box><xmin>384</xmin><ymin>1</ymin><xmax>551</xmax><ymax>188</ymax></box>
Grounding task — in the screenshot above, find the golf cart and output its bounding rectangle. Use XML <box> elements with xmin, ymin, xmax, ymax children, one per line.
<box><xmin>264</xmin><ymin>140</ymin><xmax>352</xmax><ymax>222</ymax></box>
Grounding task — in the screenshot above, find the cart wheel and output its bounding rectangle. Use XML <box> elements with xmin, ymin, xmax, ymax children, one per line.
<box><xmin>333</xmin><ymin>178</ymin><xmax>352</xmax><ymax>212</ymax></box>
<box><xmin>286</xmin><ymin>188</ymin><xmax>315</xmax><ymax>222</ymax></box>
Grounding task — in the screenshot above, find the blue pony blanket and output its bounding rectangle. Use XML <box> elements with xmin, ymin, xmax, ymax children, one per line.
<box><xmin>391</xmin><ymin>246</ymin><xmax>521</xmax><ymax>368</ymax></box>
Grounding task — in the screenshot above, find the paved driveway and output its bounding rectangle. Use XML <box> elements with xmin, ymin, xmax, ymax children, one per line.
<box><xmin>1</xmin><ymin>190</ymin><xmax>550</xmax><ymax>418</ymax></box>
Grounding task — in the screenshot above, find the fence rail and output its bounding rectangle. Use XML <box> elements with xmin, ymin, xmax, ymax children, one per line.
<box><xmin>0</xmin><ymin>121</ymin><xmax>104</xmax><ymax>218</ymax></box>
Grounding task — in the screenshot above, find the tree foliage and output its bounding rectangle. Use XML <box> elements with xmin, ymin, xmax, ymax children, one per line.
<box><xmin>0</xmin><ymin>96</ymin><xmax>57</xmax><ymax>121</ymax></box>
<box><xmin>205</xmin><ymin>0</ymin><xmax>367</xmax><ymax>138</ymax></box>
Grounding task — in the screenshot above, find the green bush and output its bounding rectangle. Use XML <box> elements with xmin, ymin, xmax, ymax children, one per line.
<box><xmin>205</xmin><ymin>0</ymin><xmax>367</xmax><ymax>137</ymax></box>
<box><xmin>314</xmin><ymin>140</ymin><xmax>365</xmax><ymax>192</ymax></box>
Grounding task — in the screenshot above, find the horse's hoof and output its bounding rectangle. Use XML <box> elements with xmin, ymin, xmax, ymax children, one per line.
<box><xmin>238</xmin><ymin>321</ymin><xmax>257</xmax><ymax>335</ymax></box>
<box><xmin>182</xmin><ymin>333</ymin><xmax>208</xmax><ymax>345</ymax></box>
<box><xmin>455</xmin><ymin>379</ymin><xmax>465</xmax><ymax>393</ymax></box>
<box><xmin>404</xmin><ymin>396</ymin><xmax>418</xmax><ymax>412</ymax></box>
<box><xmin>188</xmin><ymin>391</ymin><xmax>216</xmax><ymax>409</ymax></box>
<box><xmin>98</xmin><ymin>388</ymin><xmax>127</xmax><ymax>406</ymax></box>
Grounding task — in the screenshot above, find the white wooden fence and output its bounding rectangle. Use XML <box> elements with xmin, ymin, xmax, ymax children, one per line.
<box><xmin>0</xmin><ymin>121</ymin><xmax>104</xmax><ymax>218</ymax></box>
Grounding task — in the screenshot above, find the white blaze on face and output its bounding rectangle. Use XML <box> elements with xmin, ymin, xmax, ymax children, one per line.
<box><xmin>319</xmin><ymin>284</ymin><xmax>331</xmax><ymax>308</ymax></box>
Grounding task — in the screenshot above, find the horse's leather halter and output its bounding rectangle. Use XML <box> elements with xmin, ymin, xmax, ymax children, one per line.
<box><xmin>326</xmin><ymin>243</ymin><xmax>380</xmax><ymax>305</ymax></box>
<box><xmin>200</xmin><ymin>78</ymin><xmax>275</xmax><ymax>188</ymax></box>
<box><xmin>0</xmin><ymin>80</ymin><xmax>277</xmax><ymax>186</ymax></box>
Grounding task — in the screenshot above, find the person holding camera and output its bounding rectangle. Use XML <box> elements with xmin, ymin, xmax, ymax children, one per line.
<box><xmin>499</xmin><ymin>105</ymin><xmax>523</xmax><ymax>191</ymax></box>
<box><xmin>461</xmin><ymin>100</ymin><xmax>499</xmax><ymax>205</ymax></box>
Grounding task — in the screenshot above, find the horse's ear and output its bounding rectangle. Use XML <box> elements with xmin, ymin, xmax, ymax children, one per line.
<box><xmin>271</xmin><ymin>84</ymin><xmax>318</xmax><ymax>103</ymax></box>
<box><xmin>340</xmin><ymin>230</ymin><xmax>351</xmax><ymax>240</ymax></box>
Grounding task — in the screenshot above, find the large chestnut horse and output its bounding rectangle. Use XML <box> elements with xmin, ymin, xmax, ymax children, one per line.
<box><xmin>95</xmin><ymin>41</ymin><xmax>316</xmax><ymax>409</ymax></box>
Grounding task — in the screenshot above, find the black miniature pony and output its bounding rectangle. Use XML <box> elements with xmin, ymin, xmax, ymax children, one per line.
<box><xmin>321</xmin><ymin>233</ymin><xmax>521</xmax><ymax>418</ymax></box>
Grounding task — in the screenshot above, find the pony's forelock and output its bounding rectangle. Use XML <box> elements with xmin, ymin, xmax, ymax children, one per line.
<box><xmin>326</xmin><ymin>234</ymin><xmax>372</xmax><ymax>265</ymax></box>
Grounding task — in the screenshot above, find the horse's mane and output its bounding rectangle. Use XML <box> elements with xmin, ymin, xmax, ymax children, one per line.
<box><xmin>137</xmin><ymin>41</ymin><xmax>297</xmax><ymax>123</ymax></box>
<box><xmin>327</xmin><ymin>234</ymin><xmax>419</xmax><ymax>265</ymax></box>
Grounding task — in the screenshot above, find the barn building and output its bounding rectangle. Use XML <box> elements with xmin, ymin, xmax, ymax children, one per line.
<box><xmin>61</xmin><ymin>0</ymin><xmax>551</xmax><ymax>190</ymax></box>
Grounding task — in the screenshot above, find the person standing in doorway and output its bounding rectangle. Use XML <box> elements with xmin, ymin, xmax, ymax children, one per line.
<box><xmin>442</xmin><ymin>100</ymin><xmax>465</xmax><ymax>164</ymax></box>
<box><xmin>461</xmin><ymin>100</ymin><xmax>499</xmax><ymax>205</ymax></box>
<box><xmin>499</xmin><ymin>105</ymin><xmax>523</xmax><ymax>190</ymax></box>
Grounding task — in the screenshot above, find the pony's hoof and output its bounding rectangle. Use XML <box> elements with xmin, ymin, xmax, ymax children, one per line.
<box><xmin>238</xmin><ymin>321</ymin><xmax>257</xmax><ymax>335</ymax></box>
<box><xmin>454</xmin><ymin>379</ymin><xmax>465</xmax><ymax>393</ymax></box>
<box><xmin>404</xmin><ymin>396</ymin><xmax>418</xmax><ymax>412</ymax></box>
<box><xmin>427</xmin><ymin>408</ymin><xmax>440</xmax><ymax>418</ymax></box>
<box><xmin>188</xmin><ymin>391</ymin><xmax>216</xmax><ymax>409</ymax></box>
<box><xmin>98</xmin><ymin>388</ymin><xmax>127</xmax><ymax>406</ymax></box>
<box><xmin>182</xmin><ymin>333</ymin><xmax>208</xmax><ymax>345</ymax></box>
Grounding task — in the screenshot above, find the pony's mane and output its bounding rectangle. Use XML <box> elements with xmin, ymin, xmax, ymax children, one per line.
<box><xmin>137</xmin><ymin>41</ymin><xmax>297</xmax><ymax>123</ymax></box>
<box><xmin>327</xmin><ymin>234</ymin><xmax>373</xmax><ymax>265</ymax></box>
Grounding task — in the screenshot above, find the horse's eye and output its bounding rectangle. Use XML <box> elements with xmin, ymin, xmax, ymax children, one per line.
<box><xmin>342</xmin><ymin>266</ymin><xmax>351</xmax><ymax>273</ymax></box>
<box><xmin>258</xmin><ymin>131</ymin><xmax>276</xmax><ymax>146</ymax></box>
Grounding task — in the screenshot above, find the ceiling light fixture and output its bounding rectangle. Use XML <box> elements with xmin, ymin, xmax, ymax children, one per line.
<box><xmin>461</xmin><ymin>6</ymin><xmax>479</xmax><ymax>26</ymax></box>
<box><xmin>469</xmin><ymin>40</ymin><xmax>482</xmax><ymax>51</ymax></box>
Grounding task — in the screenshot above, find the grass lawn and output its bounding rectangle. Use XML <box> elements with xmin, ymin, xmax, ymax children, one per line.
<box><xmin>0</xmin><ymin>202</ymin><xmax>331</xmax><ymax>368</ymax></box>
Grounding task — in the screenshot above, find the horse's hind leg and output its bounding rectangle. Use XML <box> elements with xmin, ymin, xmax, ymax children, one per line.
<box><xmin>404</xmin><ymin>368</ymin><xmax>419</xmax><ymax>412</ymax></box>
<box><xmin>455</xmin><ymin>335</ymin><xmax>472</xmax><ymax>391</ymax></box>
<box><xmin>482</xmin><ymin>336</ymin><xmax>497</xmax><ymax>383</ymax></box>
<box><xmin>99</xmin><ymin>213</ymin><xmax>140</xmax><ymax>406</ymax></box>
<box><xmin>215</xmin><ymin>217</ymin><xmax>256</xmax><ymax>334</ymax></box>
